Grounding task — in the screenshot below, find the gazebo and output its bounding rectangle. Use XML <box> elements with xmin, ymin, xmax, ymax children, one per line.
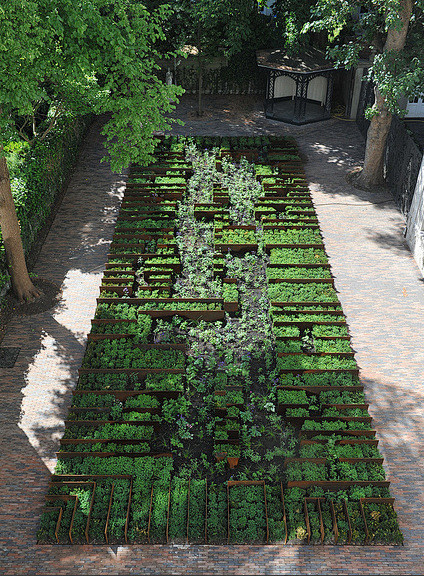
<box><xmin>256</xmin><ymin>47</ymin><xmax>337</xmax><ymax>125</ymax></box>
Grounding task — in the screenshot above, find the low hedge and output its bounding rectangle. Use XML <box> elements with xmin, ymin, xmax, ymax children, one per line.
<box><xmin>0</xmin><ymin>113</ymin><xmax>91</xmax><ymax>297</ymax></box>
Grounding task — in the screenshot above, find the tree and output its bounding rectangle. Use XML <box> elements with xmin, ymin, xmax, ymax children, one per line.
<box><xmin>149</xmin><ymin>0</ymin><xmax>260</xmax><ymax>116</ymax></box>
<box><xmin>272</xmin><ymin>0</ymin><xmax>317</xmax><ymax>55</ymax></box>
<box><xmin>304</xmin><ymin>0</ymin><xmax>424</xmax><ymax>187</ymax></box>
<box><xmin>193</xmin><ymin>0</ymin><xmax>257</xmax><ymax>115</ymax></box>
<box><xmin>0</xmin><ymin>0</ymin><xmax>183</xmax><ymax>302</ymax></box>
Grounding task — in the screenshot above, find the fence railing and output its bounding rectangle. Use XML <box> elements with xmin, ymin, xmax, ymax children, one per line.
<box><xmin>356</xmin><ymin>79</ymin><xmax>423</xmax><ymax>218</ymax></box>
<box><xmin>175</xmin><ymin>66</ymin><xmax>267</xmax><ymax>95</ymax></box>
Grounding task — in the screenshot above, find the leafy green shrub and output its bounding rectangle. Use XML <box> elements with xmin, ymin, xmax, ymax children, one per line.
<box><xmin>71</xmin><ymin>393</ymin><xmax>116</xmax><ymax>408</ymax></box>
<box><xmin>37</xmin><ymin>506</ymin><xmax>63</xmax><ymax>543</ymax></box>
<box><xmin>275</xmin><ymin>340</ymin><xmax>302</xmax><ymax>353</ymax></box>
<box><xmin>215</xmin><ymin>390</ymin><xmax>244</xmax><ymax>407</ymax></box>
<box><xmin>318</xmin><ymin>389</ymin><xmax>366</xmax><ymax>404</ymax></box>
<box><xmin>285</xmin><ymin>462</ymin><xmax>327</xmax><ymax>482</ymax></box>
<box><xmin>140</xmin><ymin>301</ymin><xmax>221</xmax><ymax>310</ymax></box>
<box><xmin>286</xmin><ymin>407</ymin><xmax>310</xmax><ymax>417</ymax></box>
<box><xmin>222</xmin><ymin>282</ymin><xmax>238</xmax><ymax>302</ymax></box>
<box><xmin>116</xmin><ymin>218</ymin><xmax>175</xmax><ymax>230</ymax></box>
<box><xmin>214</xmin><ymin>443</ymin><xmax>240</xmax><ymax>457</ymax></box>
<box><xmin>279</xmin><ymin>372</ymin><xmax>360</xmax><ymax>388</ymax></box>
<box><xmin>1</xmin><ymin>115</ymin><xmax>90</xmax><ymax>287</ymax></box>
<box><xmin>274</xmin><ymin>326</ymin><xmax>301</xmax><ymax>339</ymax></box>
<box><xmin>314</xmin><ymin>339</ymin><xmax>353</xmax><ymax>353</ymax></box>
<box><xmin>95</xmin><ymin>303</ymin><xmax>139</xmax><ymax>320</ymax></box>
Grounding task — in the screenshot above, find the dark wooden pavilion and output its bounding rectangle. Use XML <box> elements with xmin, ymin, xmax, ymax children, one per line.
<box><xmin>256</xmin><ymin>47</ymin><xmax>337</xmax><ymax>125</ymax></box>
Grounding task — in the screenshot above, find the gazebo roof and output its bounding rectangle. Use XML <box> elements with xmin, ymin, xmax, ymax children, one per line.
<box><xmin>256</xmin><ymin>47</ymin><xmax>336</xmax><ymax>73</ymax></box>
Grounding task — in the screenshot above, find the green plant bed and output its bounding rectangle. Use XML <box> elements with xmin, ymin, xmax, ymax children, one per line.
<box><xmin>346</xmin><ymin>500</ymin><xmax>367</xmax><ymax>544</ymax></box>
<box><xmin>38</xmin><ymin>135</ymin><xmax>401</xmax><ymax>547</ymax></box>
<box><xmin>216</xmin><ymin>228</ymin><xmax>257</xmax><ymax>244</ymax></box>
<box><xmin>188</xmin><ymin>479</ymin><xmax>207</xmax><ymax>543</ymax></box>
<box><xmin>305</xmin><ymin>499</ymin><xmax>324</xmax><ymax>543</ymax></box>
<box><xmin>279</xmin><ymin>372</ymin><xmax>361</xmax><ymax>388</ymax></box>
<box><xmin>267</xmin><ymin>267</ymin><xmax>332</xmax><ymax>279</ymax></box>
<box><xmin>362</xmin><ymin>500</ymin><xmax>403</xmax><ymax>544</ymax></box>
<box><xmin>168</xmin><ymin>478</ymin><xmax>189</xmax><ymax>542</ymax></box>
<box><xmin>270</xmin><ymin>248</ymin><xmax>328</xmax><ymax>264</ymax></box>
<box><xmin>228</xmin><ymin>483</ymin><xmax>267</xmax><ymax>544</ymax></box>
<box><xmin>206</xmin><ymin>483</ymin><xmax>228</xmax><ymax>544</ymax></box>
<box><xmin>82</xmin><ymin>341</ymin><xmax>185</xmax><ymax>369</ymax></box>
<box><xmin>268</xmin><ymin>282</ymin><xmax>338</xmax><ymax>303</ymax></box>
<box><xmin>266</xmin><ymin>484</ymin><xmax>287</xmax><ymax>543</ymax></box>
<box><xmin>274</xmin><ymin>326</ymin><xmax>301</xmax><ymax>338</ymax></box>
<box><xmin>63</xmin><ymin>422</ymin><xmax>155</xmax><ymax>441</ymax></box>
<box><xmin>275</xmin><ymin>340</ymin><xmax>303</xmax><ymax>353</ymax></box>
<box><xmin>264</xmin><ymin>229</ymin><xmax>322</xmax><ymax>245</ymax></box>
<box><xmin>149</xmin><ymin>484</ymin><xmax>170</xmax><ymax>543</ymax></box>
<box><xmin>76</xmin><ymin>373</ymin><xmax>129</xmax><ymax>391</ymax></box>
<box><xmin>284</xmin><ymin>488</ymin><xmax>308</xmax><ymax>542</ymax></box>
<box><xmin>276</xmin><ymin>355</ymin><xmax>357</xmax><ymax>370</ymax></box>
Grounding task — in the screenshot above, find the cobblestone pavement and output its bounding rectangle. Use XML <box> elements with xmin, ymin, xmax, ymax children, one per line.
<box><xmin>1</xmin><ymin>97</ymin><xmax>423</xmax><ymax>575</ymax></box>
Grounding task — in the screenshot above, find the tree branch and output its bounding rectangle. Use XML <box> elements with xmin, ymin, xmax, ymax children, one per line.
<box><xmin>39</xmin><ymin>103</ymin><xmax>64</xmax><ymax>141</ymax></box>
<box><xmin>17</xmin><ymin>118</ymin><xmax>31</xmax><ymax>143</ymax></box>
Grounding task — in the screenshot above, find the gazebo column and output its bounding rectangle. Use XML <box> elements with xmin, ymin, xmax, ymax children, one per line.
<box><xmin>268</xmin><ymin>70</ymin><xmax>275</xmax><ymax>116</ymax></box>
<box><xmin>294</xmin><ymin>74</ymin><xmax>308</xmax><ymax>123</ymax></box>
<box><xmin>265</xmin><ymin>72</ymin><xmax>270</xmax><ymax>114</ymax></box>
<box><xmin>324</xmin><ymin>72</ymin><xmax>334</xmax><ymax>115</ymax></box>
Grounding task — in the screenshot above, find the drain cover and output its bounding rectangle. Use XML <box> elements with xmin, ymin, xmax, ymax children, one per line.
<box><xmin>0</xmin><ymin>347</ymin><xmax>20</xmax><ymax>368</ymax></box>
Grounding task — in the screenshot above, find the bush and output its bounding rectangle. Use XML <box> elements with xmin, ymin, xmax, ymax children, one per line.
<box><xmin>0</xmin><ymin>113</ymin><xmax>91</xmax><ymax>296</ymax></box>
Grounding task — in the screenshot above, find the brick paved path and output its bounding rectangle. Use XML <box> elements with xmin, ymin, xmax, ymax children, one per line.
<box><xmin>1</xmin><ymin>97</ymin><xmax>423</xmax><ymax>575</ymax></box>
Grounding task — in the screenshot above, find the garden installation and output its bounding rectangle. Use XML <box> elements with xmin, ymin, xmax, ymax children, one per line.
<box><xmin>37</xmin><ymin>135</ymin><xmax>403</xmax><ymax>546</ymax></box>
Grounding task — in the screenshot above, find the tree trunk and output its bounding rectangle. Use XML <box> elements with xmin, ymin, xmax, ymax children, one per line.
<box><xmin>0</xmin><ymin>153</ymin><xmax>40</xmax><ymax>302</ymax></box>
<box><xmin>358</xmin><ymin>89</ymin><xmax>393</xmax><ymax>187</ymax></box>
<box><xmin>197</xmin><ymin>24</ymin><xmax>203</xmax><ymax>117</ymax></box>
<box><xmin>357</xmin><ymin>0</ymin><xmax>413</xmax><ymax>188</ymax></box>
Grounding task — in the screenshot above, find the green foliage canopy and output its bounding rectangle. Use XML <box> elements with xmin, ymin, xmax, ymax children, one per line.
<box><xmin>302</xmin><ymin>0</ymin><xmax>424</xmax><ymax>116</ymax></box>
<box><xmin>0</xmin><ymin>0</ymin><xmax>184</xmax><ymax>170</ymax></box>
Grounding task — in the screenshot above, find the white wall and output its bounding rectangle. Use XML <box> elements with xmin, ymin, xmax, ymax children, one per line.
<box><xmin>349</xmin><ymin>65</ymin><xmax>369</xmax><ymax>119</ymax></box>
<box><xmin>274</xmin><ymin>76</ymin><xmax>296</xmax><ymax>99</ymax></box>
<box><xmin>273</xmin><ymin>75</ymin><xmax>327</xmax><ymax>103</ymax></box>
<box><xmin>406</xmin><ymin>155</ymin><xmax>424</xmax><ymax>276</ymax></box>
<box><xmin>406</xmin><ymin>96</ymin><xmax>424</xmax><ymax>118</ymax></box>
<box><xmin>307</xmin><ymin>76</ymin><xmax>327</xmax><ymax>105</ymax></box>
